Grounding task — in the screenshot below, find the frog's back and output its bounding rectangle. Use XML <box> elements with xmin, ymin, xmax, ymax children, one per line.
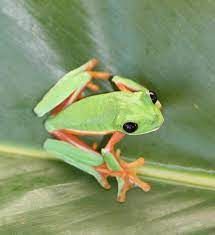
<box><xmin>45</xmin><ymin>91</ymin><xmax>126</xmax><ymax>133</ymax></box>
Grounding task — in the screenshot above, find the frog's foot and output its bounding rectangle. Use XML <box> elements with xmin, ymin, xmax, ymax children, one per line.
<box><xmin>116</xmin><ymin>157</ymin><xmax>151</xmax><ymax>202</ymax></box>
<box><xmin>94</xmin><ymin>163</ymin><xmax>112</xmax><ymax>190</ymax></box>
<box><xmin>95</xmin><ymin>157</ymin><xmax>150</xmax><ymax>202</ymax></box>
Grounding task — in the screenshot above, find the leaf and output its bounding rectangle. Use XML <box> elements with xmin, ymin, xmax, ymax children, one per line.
<box><xmin>0</xmin><ymin>0</ymin><xmax>215</xmax><ymax>234</ymax></box>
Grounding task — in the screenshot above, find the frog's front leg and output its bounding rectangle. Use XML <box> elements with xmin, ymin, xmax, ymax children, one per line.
<box><xmin>96</xmin><ymin>132</ymin><xmax>151</xmax><ymax>202</ymax></box>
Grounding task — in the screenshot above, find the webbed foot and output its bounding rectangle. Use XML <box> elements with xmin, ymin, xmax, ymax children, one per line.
<box><xmin>95</xmin><ymin>153</ymin><xmax>150</xmax><ymax>202</ymax></box>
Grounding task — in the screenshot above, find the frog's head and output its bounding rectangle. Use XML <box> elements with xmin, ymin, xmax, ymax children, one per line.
<box><xmin>114</xmin><ymin>90</ymin><xmax>164</xmax><ymax>135</ymax></box>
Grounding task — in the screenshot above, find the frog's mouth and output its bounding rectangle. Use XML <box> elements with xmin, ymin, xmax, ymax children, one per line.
<box><xmin>142</xmin><ymin>125</ymin><xmax>161</xmax><ymax>134</ymax></box>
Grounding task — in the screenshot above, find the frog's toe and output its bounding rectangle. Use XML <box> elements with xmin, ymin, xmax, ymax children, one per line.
<box><xmin>94</xmin><ymin>163</ymin><xmax>111</xmax><ymax>190</ymax></box>
<box><xmin>100</xmin><ymin>175</ymin><xmax>111</xmax><ymax>189</ymax></box>
<box><xmin>116</xmin><ymin>176</ymin><xmax>133</xmax><ymax>202</ymax></box>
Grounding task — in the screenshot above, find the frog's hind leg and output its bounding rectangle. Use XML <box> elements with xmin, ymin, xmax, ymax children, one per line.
<box><xmin>51</xmin><ymin>88</ymin><xmax>84</xmax><ymax>116</ymax></box>
<box><xmin>34</xmin><ymin>58</ymin><xmax>112</xmax><ymax>117</ymax></box>
<box><xmin>51</xmin><ymin>68</ymin><xmax>113</xmax><ymax>115</ymax></box>
<box><xmin>44</xmin><ymin>138</ymin><xmax>110</xmax><ymax>189</ymax></box>
<box><xmin>50</xmin><ymin>129</ymin><xmax>111</xmax><ymax>189</ymax></box>
<box><xmin>51</xmin><ymin>129</ymin><xmax>95</xmax><ymax>151</ymax></box>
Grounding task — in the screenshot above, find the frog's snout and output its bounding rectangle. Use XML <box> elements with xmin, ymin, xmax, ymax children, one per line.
<box><xmin>154</xmin><ymin>112</ymin><xmax>164</xmax><ymax>128</ymax></box>
<box><xmin>148</xmin><ymin>110</ymin><xmax>164</xmax><ymax>131</ymax></box>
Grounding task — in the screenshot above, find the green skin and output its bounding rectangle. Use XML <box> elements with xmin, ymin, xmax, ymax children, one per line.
<box><xmin>45</xmin><ymin>88</ymin><xmax>163</xmax><ymax>135</ymax></box>
<box><xmin>34</xmin><ymin>61</ymin><xmax>164</xmax><ymax>201</ymax></box>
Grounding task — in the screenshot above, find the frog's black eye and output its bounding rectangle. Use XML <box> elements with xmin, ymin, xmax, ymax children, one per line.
<box><xmin>123</xmin><ymin>122</ymin><xmax>138</xmax><ymax>133</ymax></box>
<box><xmin>149</xmin><ymin>91</ymin><xmax>158</xmax><ymax>104</ymax></box>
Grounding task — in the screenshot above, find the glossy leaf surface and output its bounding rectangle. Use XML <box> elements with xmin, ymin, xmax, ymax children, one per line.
<box><xmin>0</xmin><ymin>1</ymin><xmax>215</xmax><ymax>234</ymax></box>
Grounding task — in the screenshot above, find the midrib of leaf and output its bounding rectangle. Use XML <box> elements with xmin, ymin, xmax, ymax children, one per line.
<box><xmin>0</xmin><ymin>144</ymin><xmax>55</xmax><ymax>160</ymax></box>
<box><xmin>0</xmin><ymin>143</ymin><xmax>215</xmax><ymax>191</ymax></box>
<box><xmin>137</xmin><ymin>161</ymin><xmax>215</xmax><ymax>191</ymax></box>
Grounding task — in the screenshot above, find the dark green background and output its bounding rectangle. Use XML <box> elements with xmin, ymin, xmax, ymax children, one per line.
<box><xmin>0</xmin><ymin>0</ymin><xmax>215</xmax><ymax>234</ymax></box>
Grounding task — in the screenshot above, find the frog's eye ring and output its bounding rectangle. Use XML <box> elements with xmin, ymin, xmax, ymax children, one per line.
<box><xmin>149</xmin><ymin>91</ymin><xmax>158</xmax><ymax>104</ymax></box>
<box><xmin>123</xmin><ymin>122</ymin><xmax>138</xmax><ymax>133</ymax></box>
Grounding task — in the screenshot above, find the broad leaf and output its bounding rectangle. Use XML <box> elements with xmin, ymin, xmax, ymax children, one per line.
<box><xmin>0</xmin><ymin>0</ymin><xmax>215</xmax><ymax>234</ymax></box>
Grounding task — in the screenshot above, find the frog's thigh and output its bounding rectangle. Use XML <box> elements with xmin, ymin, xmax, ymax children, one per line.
<box><xmin>44</xmin><ymin>139</ymin><xmax>105</xmax><ymax>185</ymax></box>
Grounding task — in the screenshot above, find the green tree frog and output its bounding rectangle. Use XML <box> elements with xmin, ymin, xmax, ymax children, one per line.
<box><xmin>34</xmin><ymin>59</ymin><xmax>164</xmax><ymax>202</ymax></box>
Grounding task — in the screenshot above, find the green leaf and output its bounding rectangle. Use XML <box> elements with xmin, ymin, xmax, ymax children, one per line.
<box><xmin>0</xmin><ymin>0</ymin><xmax>215</xmax><ymax>234</ymax></box>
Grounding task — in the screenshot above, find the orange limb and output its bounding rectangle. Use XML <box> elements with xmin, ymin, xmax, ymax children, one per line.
<box><xmin>51</xmin><ymin>91</ymin><xmax>75</xmax><ymax>116</ymax></box>
<box><xmin>51</xmin><ymin>62</ymin><xmax>112</xmax><ymax>115</ymax></box>
<box><xmin>115</xmin><ymin>149</ymin><xmax>121</xmax><ymax>160</ymax></box>
<box><xmin>96</xmin><ymin>131</ymin><xmax>150</xmax><ymax>202</ymax></box>
<box><xmin>51</xmin><ymin>129</ymin><xmax>150</xmax><ymax>202</ymax></box>
<box><xmin>51</xmin><ymin>83</ymin><xmax>88</xmax><ymax>116</ymax></box>
<box><xmin>99</xmin><ymin>170</ymin><xmax>111</xmax><ymax>189</ymax></box>
<box><xmin>85</xmin><ymin>58</ymin><xmax>99</xmax><ymax>71</ymax></box>
<box><xmin>51</xmin><ymin>129</ymin><xmax>112</xmax><ymax>189</ymax></box>
<box><xmin>114</xmin><ymin>82</ymin><xmax>137</xmax><ymax>92</ymax></box>
<box><xmin>92</xmin><ymin>142</ymin><xmax>98</xmax><ymax>151</ymax></box>
<box><xmin>77</xmin><ymin>93</ymin><xmax>84</xmax><ymax>100</ymax></box>
<box><xmin>122</xmin><ymin>157</ymin><xmax>145</xmax><ymax>168</ymax></box>
<box><xmin>51</xmin><ymin>128</ymin><xmax>113</xmax><ymax>136</ymax></box>
<box><xmin>117</xmin><ymin>177</ymin><xmax>133</xmax><ymax>202</ymax></box>
<box><xmin>51</xmin><ymin>129</ymin><xmax>95</xmax><ymax>152</ymax></box>
<box><xmin>95</xmin><ymin>156</ymin><xmax>150</xmax><ymax>202</ymax></box>
<box><xmin>86</xmin><ymin>82</ymin><xmax>100</xmax><ymax>92</ymax></box>
<box><xmin>104</xmin><ymin>132</ymin><xmax>125</xmax><ymax>152</ymax></box>
<box><xmin>129</xmin><ymin>175</ymin><xmax>151</xmax><ymax>192</ymax></box>
<box><xmin>87</xmin><ymin>71</ymin><xmax>113</xmax><ymax>80</ymax></box>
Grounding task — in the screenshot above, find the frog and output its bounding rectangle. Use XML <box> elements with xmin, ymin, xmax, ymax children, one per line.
<box><xmin>34</xmin><ymin>59</ymin><xmax>164</xmax><ymax>202</ymax></box>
